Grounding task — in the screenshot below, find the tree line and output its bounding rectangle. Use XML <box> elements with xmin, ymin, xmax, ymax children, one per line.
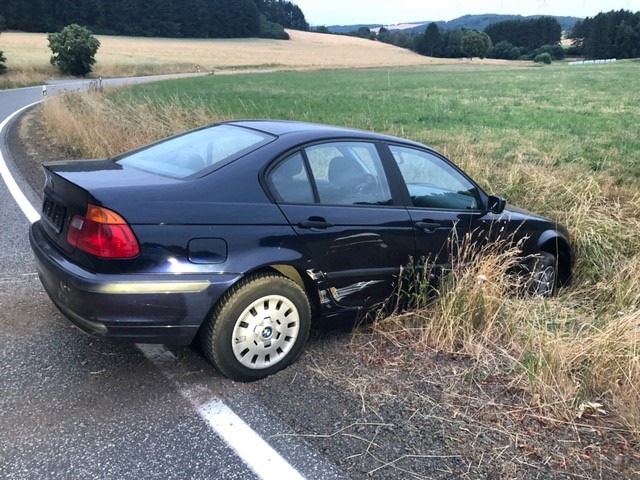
<box><xmin>332</xmin><ymin>16</ymin><xmax>563</xmax><ymax>62</ymax></box>
<box><xmin>569</xmin><ymin>10</ymin><xmax>640</xmax><ymax>59</ymax></box>
<box><xmin>336</xmin><ymin>10</ymin><xmax>640</xmax><ymax>62</ymax></box>
<box><xmin>0</xmin><ymin>0</ymin><xmax>308</xmax><ymax>39</ymax></box>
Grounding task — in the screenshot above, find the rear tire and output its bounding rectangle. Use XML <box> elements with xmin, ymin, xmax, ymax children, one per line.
<box><xmin>524</xmin><ymin>251</ymin><xmax>556</xmax><ymax>297</ymax></box>
<box><xmin>200</xmin><ymin>272</ymin><xmax>311</xmax><ymax>382</ymax></box>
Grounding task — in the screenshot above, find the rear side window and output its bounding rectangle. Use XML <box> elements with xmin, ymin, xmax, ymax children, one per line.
<box><xmin>306</xmin><ymin>143</ymin><xmax>392</xmax><ymax>206</ymax></box>
<box><xmin>270</xmin><ymin>153</ymin><xmax>314</xmax><ymax>203</ymax></box>
<box><xmin>268</xmin><ymin>142</ymin><xmax>392</xmax><ymax>206</ymax></box>
<box><xmin>117</xmin><ymin>125</ymin><xmax>273</xmax><ymax>179</ymax></box>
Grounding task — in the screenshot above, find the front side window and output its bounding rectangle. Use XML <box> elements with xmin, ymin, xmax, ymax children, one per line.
<box><xmin>390</xmin><ymin>145</ymin><xmax>481</xmax><ymax>210</ymax></box>
<box><xmin>118</xmin><ymin>124</ymin><xmax>273</xmax><ymax>179</ymax></box>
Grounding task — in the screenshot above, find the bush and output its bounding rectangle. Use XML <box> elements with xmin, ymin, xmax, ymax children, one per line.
<box><xmin>258</xmin><ymin>14</ymin><xmax>289</xmax><ymax>40</ymax></box>
<box><xmin>533</xmin><ymin>52</ymin><xmax>552</xmax><ymax>64</ymax></box>
<box><xmin>534</xmin><ymin>44</ymin><xmax>566</xmax><ymax>60</ymax></box>
<box><xmin>490</xmin><ymin>40</ymin><xmax>522</xmax><ymax>60</ymax></box>
<box><xmin>0</xmin><ymin>51</ymin><xmax>6</xmax><ymax>75</ymax></box>
<box><xmin>48</xmin><ymin>24</ymin><xmax>100</xmax><ymax>76</ymax></box>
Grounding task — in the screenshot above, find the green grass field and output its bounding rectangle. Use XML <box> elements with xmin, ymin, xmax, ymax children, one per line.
<box><xmin>106</xmin><ymin>62</ymin><xmax>640</xmax><ymax>178</ymax></box>
<box><xmin>43</xmin><ymin>61</ymin><xmax>640</xmax><ymax>438</ymax></box>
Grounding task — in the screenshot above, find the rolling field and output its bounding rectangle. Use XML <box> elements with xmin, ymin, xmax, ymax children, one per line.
<box><xmin>0</xmin><ymin>30</ymin><xmax>518</xmax><ymax>88</ymax></box>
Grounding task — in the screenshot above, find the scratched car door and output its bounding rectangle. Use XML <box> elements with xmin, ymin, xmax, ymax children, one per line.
<box><xmin>269</xmin><ymin>142</ymin><xmax>414</xmax><ymax>308</ymax></box>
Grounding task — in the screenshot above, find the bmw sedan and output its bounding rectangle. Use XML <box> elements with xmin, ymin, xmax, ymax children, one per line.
<box><xmin>29</xmin><ymin>120</ymin><xmax>572</xmax><ymax>381</ymax></box>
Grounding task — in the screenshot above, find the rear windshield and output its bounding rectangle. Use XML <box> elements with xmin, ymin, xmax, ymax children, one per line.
<box><xmin>117</xmin><ymin>124</ymin><xmax>274</xmax><ymax>179</ymax></box>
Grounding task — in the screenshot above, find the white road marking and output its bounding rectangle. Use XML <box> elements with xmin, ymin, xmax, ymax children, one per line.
<box><xmin>199</xmin><ymin>400</ymin><xmax>305</xmax><ymax>480</ymax></box>
<box><xmin>0</xmin><ymin>101</ymin><xmax>42</xmax><ymax>224</ymax></box>
<box><xmin>0</xmin><ymin>97</ymin><xmax>307</xmax><ymax>480</ymax></box>
<box><xmin>138</xmin><ymin>344</ymin><xmax>304</xmax><ymax>480</ymax></box>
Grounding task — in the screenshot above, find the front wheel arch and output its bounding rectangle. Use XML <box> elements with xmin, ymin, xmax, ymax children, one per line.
<box><xmin>539</xmin><ymin>237</ymin><xmax>572</xmax><ymax>287</ymax></box>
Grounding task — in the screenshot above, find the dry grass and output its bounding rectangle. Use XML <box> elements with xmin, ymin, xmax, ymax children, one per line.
<box><xmin>41</xmin><ymin>92</ymin><xmax>220</xmax><ymax>158</ymax></box>
<box><xmin>1</xmin><ymin>30</ymin><xmax>524</xmax><ymax>82</ymax></box>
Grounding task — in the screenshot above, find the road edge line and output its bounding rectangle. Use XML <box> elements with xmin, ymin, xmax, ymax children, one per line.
<box><xmin>137</xmin><ymin>343</ymin><xmax>305</xmax><ymax>480</ymax></box>
<box><xmin>0</xmin><ymin>101</ymin><xmax>42</xmax><ymax>224</ymax></box>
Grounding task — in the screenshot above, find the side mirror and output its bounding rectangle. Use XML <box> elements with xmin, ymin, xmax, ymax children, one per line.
<box><xmin>487</xmin><ymin>195</ymin><xmax>506</xmax><ymax>214</ymax></box>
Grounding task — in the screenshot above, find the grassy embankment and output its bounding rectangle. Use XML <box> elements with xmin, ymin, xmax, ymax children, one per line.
<box><xmin>42</xmin><ymin>62</ymin><xmax>640</xmax><ymax>438</ymax></box>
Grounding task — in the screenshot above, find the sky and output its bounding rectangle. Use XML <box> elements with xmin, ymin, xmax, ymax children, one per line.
<box><xmin>293</xmin><ymin>0</ymin><xmax>640</xmax><ymax>26</ymax></box>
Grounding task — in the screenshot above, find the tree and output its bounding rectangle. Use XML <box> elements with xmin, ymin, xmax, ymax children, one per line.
<box><xmin>376</xmin><ymin>26</ymin><xmax>391</xmax><ymax>43</ymax></box>
<box><xmin>442</xmin><ymin>29</ymin><xmax>464</xmax><ymax>58</ymax></box>
<box><xmin>48</xmin><ymin>24</ymin><xmax>100</xmax><ymax>76</ymax></box>
<box><xmin>462</xmin><ymin>30</ymin><xmax>492</xmax><ymax>59</ymax></box>
<box><xmin>422</xmin><ymin>22</ymin><xmax>443</xmax><ymax>57</ymax></box>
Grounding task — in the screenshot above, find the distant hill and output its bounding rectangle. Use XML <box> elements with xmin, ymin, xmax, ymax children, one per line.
<box><xmin>324</xmin><ymin>14</ymin><xmax>581</xmax><ymax>34</ymax></box>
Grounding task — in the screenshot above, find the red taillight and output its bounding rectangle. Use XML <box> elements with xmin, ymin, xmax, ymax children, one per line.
<box><xmin>67</xmin><ymin>204</ymin><xmax>140</xmax><ymax>259</ymax></box>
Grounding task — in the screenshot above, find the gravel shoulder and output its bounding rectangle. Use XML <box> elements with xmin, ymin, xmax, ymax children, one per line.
<box><xmin>10</xmin><ymin>108</ymin><xmax>639</xmax><ymax>479</ymax></box>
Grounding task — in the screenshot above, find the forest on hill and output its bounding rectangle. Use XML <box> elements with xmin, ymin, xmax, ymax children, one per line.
<box><xmin>333</xmin><ymin>10</ymin><xmax>640</xmax><ymax>61</ymax></box>
<box><xmin>324</xmin><ymin>14</ymin><xmax>581</xmax><ymax>35</ymax></box>
<box><xmin>0</xmin><ymin>0</ymin><xmax>308</xmax><ymax>39</ymax></box>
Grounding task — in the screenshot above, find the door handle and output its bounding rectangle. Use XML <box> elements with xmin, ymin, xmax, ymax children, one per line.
<box><xmin>298</xmin><ymin>220</ymin><xmax>333</xmax><ymax>229</ymax></box>
<box><xmin>415</xmin><ymin>221</ymin><xmax>441</xmax><ymax>232</ymax></box>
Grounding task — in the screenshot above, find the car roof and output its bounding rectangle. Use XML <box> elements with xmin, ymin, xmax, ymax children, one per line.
<box><xmin>225</xmin><ymin>120</ymin><xmax>424</xmax><ymax>147</ymax></box>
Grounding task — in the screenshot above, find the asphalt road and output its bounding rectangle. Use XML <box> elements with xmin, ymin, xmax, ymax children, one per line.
<box><xmin>0</xmin><ymin>79</ymin><xmax>346</xmax><ymax>479</ymax></box>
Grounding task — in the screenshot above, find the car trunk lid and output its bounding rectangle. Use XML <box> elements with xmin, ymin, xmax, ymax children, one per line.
<box><xmin>39</xmin><ymin>159</ymin><xmax>180</xmax><ymax>255</ymax></box>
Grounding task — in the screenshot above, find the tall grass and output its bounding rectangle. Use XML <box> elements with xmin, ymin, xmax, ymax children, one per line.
<box><xmin>42</xmin><ymin>91</ymin><xmax>222</xmax><ymax>158</ymax></box>
<box><xmin>369</xmin><ymin>234</ymin><xmax>640</xmax><ymax>434</ymax></box>
<box><xmin>38</xmin><ymin>64</ymin><xmax>640</xmax><ymax>436</ymax></box>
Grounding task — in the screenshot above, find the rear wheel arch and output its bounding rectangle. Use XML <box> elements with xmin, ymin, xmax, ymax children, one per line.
<box><xmin>218</xmin><ymin>265</ymin><xmax>322</xmax><ymax>320</ymax></box>
<box><xmin>269</xmin><ymin>264</ymin><xmax>323</xmax><ymax>319</ymax></box>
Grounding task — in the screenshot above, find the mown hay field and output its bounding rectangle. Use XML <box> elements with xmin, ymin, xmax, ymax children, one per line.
<box><xmin>0</xmin><ymin>29</ymin><xmax>521</xmax><ymax>86</ymax></box>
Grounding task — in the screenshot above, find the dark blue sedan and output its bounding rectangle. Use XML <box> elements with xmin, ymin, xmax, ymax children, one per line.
<box><xmin>29</xmin><ymin>120</ymin><xmax>572</xmax><ymax>381</ymax></box>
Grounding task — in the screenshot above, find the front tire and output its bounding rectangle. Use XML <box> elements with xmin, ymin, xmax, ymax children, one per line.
<box><xmin>201</xmin><ymin>272</ymin><xmax>311</xmax><ymax>382</ymax></box>
<box><xmin>524</xmin><ymin>251</ymin><xmax>557</xmax><ymax>297</ymax></box>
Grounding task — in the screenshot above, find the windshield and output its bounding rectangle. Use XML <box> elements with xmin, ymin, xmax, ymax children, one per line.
<box><xmin>117</xmin><ymin>124</ymin><xmax>273</xmax><ymax>179</ymax></box>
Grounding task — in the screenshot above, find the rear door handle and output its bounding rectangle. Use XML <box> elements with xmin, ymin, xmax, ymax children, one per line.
<box><xmin>298</xmin><ymin>219</ymin><xmax>333</xmax><ymax>229</ymax></box>
<box><xmin>415</xmin><ymin>221</ymin><xmax>441</xmax><ymax>232</ymax></box>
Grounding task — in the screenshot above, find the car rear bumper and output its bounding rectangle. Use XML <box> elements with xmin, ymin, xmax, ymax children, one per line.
<box><xmin>29</xmin><ymin>221</ymin><xmax>240</xmax><ymax>345</ymax></box>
